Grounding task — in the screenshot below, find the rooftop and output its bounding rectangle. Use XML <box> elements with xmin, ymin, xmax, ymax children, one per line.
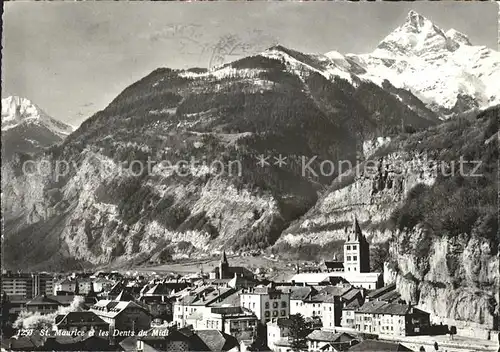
<box><xmin>90</xmin><ymin>300</ymin><xmax>147</xmax><ymax>318</ymax></box>
<box><xmin>356</xmin><ymin>301</ymin><xmax>426</xmax><ymax>316</ymax></box>
<box><xmin>26</xmin><ymin>294</ymin><xmax>60</xmax><ymax>306</ymax></box>
<box><xmin>196</xmin><ymin>330</ymin><xmax>239</xmax><ymax>352</ymax></box>
<box><xmin>366</xmin><ymin>283</ymin><xmax>397</xmax><ymax>299</ymax></box>
<box><xmin>307</xmin><ymin>330</ymin><xmax>357</xmax><ymax>343</ymax></box>
<box><xmin>348</xmin><ymin>339</ymin><xmax>412</xmax><ymax>351</ymax></box>
<box><xmin>55</xmin><ymin>311</ymin><xmax>108</xmax><ymax>326</ymax></box>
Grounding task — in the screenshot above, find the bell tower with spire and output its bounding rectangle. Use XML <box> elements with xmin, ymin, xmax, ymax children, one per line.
<box><xmin>219</xmin><ymin>251</ymin><xmax>229</xmax><ymax>279</ymax></box>
<box><xmin>344</xmin><ymin>216</ymin><xmax>370</xmax><ymax>273</ymax></box>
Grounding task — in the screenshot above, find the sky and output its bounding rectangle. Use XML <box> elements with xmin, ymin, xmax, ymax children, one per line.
<box><xmin>2</xmin><ymin>1</ymin><xmax>498</xmax><ymax>127</ymax></box>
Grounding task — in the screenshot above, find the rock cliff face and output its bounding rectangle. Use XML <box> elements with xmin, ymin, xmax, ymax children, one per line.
<box><xmin>2</xmin><ymin>149</ymin><xmax>285</xmax><ymax>269</ymax></box>
<box><xmin>391</xmin><ymin>225</ymin><xmax>498</xmax><ymax>330</ymax></box>
<box><xmin>279</xmin><ymin>144</ymin><xmax>437</xmax><ymax>247</ymax></box>
<box><xmin>278</xmin><ymin>108</ymin><xmax>499</xmax><ymax>330</ymax></box>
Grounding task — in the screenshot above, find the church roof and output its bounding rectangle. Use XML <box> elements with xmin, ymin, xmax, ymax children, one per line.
<box><xmin>347</xmin><ymin>215</ymin><xmax>364</xmax><ymax>242</ymax></box>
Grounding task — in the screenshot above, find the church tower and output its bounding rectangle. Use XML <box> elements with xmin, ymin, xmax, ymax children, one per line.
<box><xmin>219</xmin><ymin>251</ymin><xmax>229</xmax><ymax>279</ymax></box>
<box><xmin>344</xmin><ymin>216</ymin><xmax>370</xmax><ymax>273</ymax></box>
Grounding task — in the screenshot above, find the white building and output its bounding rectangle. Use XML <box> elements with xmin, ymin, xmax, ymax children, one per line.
<box><xmin>173</xmin><ymin>286</ymin><xmax>236</xmax><ymax>328</ymax></box>
<box><xmin>77</xmin><ymin>279</ymin><xmax>93</xmax><ymax>295</ymax></box>
<box><xmin>267</xmin><ymin>318</ymin><xmax>291</xmax><ymax>352</ymax></box>
<box><xmin>53</xmin><ymin>279</ymin><xmax>76</xmax><ymax>294</ymax></box>
<box><xmin>240</xmin><ymin>285</ymin><xmax>290</xmax><ymax>324</ymax></box>
<box><xmin>202</xmin><ymin>306</ymin><xmax>258</xmax><ymax>339</ymax></box>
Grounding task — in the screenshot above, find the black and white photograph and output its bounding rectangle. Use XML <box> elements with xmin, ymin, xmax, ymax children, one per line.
<box><xmin>1</xmin><ymin>1</ymin><xmax>499</xmax><ymax>351</ymax></box>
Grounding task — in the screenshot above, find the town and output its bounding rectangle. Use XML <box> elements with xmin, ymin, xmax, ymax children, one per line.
<box><xmin>0</xmin><ymin>218</ymin><xmax>497</xmax><ymax>352</ymax></box>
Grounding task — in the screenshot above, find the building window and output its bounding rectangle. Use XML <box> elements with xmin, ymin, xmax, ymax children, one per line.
<box><xmin>352</xmin><ymin>245</ymin><xmax>357</xmax><ymax>250</ymax></box>
<box><xmin>353</xmin><ymin>256</ymin><xmax>357</xmax><ymax>261</ymax></box>
<box><xmin>265</xmin><ymin>311</ymin><xmax>270</xmax><ymax>317</ymax></box>
<box><xmin>281</xmin><ymin>310</ymin><xmax>286</xmax><ymax>316</ymax></box>
<box><xmin>273</xmin><ymin>302</ymin><xmax>278</xmax><ymax>309</ymax></box>
<box><xmin>347</xmin><ymin>256</ymin><xmax>351</xmax><ymax>261</ymax></box>
<box><xmin>347</xmin><ymin>246</ymin><xmax>351</xmax><ymax>250</ymax></box>
<box><xmin>273</xmin><ymin>311</ymin><xmax>278</xmax><ymax>317</ymax></box>
<box><xmin>281</xmin><ymin>302</ymin><xmax>287</xmax><ymax>308</ymax></box>
<box><xmin>265</xmin><ymin>302</ymin><xmax>270</xmax><ymax>309</ymax></box>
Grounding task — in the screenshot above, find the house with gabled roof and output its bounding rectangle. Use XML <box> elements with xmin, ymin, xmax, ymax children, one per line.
<box><xmin>90</xmin><ymin>296</ymin><xmax>151</xmax><ymax>332</ymax></box>
<box><xmin>55</xmin><ymin>311</ymin><xmax>109</xmax><ymax>333</ymax></box>
<box><xmin>306</xmin><ymin>330</ymin><xmax>359</xmax><ymax>352</ymax></box>
<box><xmin>26</xmin><ymin>294</ymin><xmax>60</xmax><ymax>315</ymax></box>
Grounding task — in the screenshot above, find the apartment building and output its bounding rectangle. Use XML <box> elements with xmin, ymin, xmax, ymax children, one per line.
<box><xmin>1</xmin><ymin>272</ymin><xmax>54</xmax><ymax>298</ymax></box>
<box><xmin>240</xmin><ymin>285</ymin><xmax>290</xmax><ymax>324</ymax></box>
<box><xmin>354</xmin><ymin>301</ymin><xmax>430</xmax><ymax>336</ymax></box>
<box><xmin>173</xmin><ymin>286</ymin><xmax>236</xmax><ymax>327</ymax></box>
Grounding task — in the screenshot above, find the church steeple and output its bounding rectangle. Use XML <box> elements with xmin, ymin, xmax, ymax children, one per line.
<box><xmin>344</xmin><ymin>215</ymin><xmax>370</xmax><ymax>273</ymax></box>
<box><xmin>352</xmin><ymin>216</ymin><xmax>363</xmax><ymax>241</ymax></box>
<box><xmin>219</xmin><ymin>251</ymin><xmax>229</xmax><ymax>279</ymax></box>
<box><xmin>221</xmin><ymin>251</ymin><xmax>228</xmax><ymax>264</ymax></box>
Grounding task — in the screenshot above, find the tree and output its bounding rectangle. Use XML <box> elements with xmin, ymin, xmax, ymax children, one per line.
<box><xmin>449</xmin><ymin>326</ymin><xmax>457</xmax><ymax>340</ymax></box>
<box><xmin>289</xmin><ymin>314</ymin><xmax>310</xmax><ymax>352</ymax></box>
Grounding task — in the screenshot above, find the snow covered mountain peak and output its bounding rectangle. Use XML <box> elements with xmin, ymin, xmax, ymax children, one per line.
<box><xmin>404</xmin><ymin>10</ymin><xmax>434</xmax><ymax>33</ymax></box>
<box><xmin>346</xmin><ymin>11</ymin><xmax>500</xmax><ymax>118</ymax></box>
<box><xmin>376</xmin><ymin>11</ymin><xmax>457</xmax><ymax>57</ymax></box>
<box><xmin>2</xmin><ymin>95</ymin><xmax>74</xmax><ymax>136</ymax></box>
